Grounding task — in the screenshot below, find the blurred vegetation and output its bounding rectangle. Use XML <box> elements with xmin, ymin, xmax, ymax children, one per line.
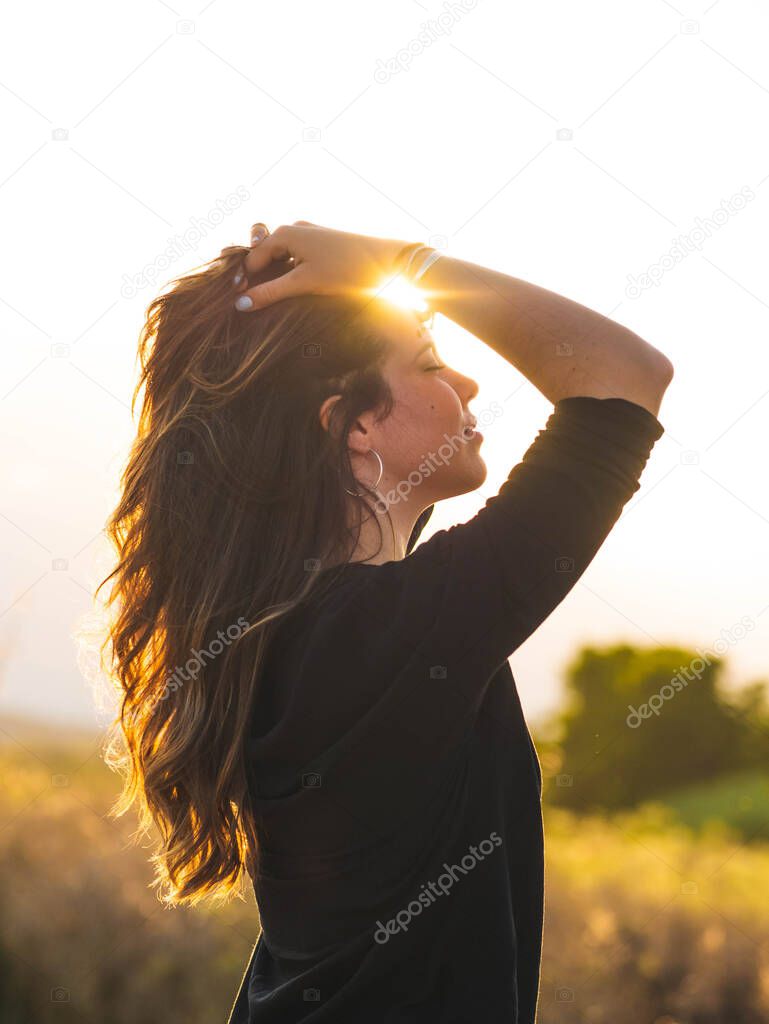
<box><xmin>0</xmin><ymin>640</ymin><xmax>767</xmax><ymax>1022</ymax></box>
<box><xmin>543</xmin><ymin>643</ymin><xmax>769</xmax><ymax>832</ymax></box>
<box><xmin>540</xmin><ymin>804</ymin><xmax>769</xmax><ymax>1023</ymax></box>
<box><xmin>661</xmin><ymin>771</ymin><xmax>769</xmax><ymax>838</ymax></box>
<box><xmin>0</xmin><ymin>726</ymin><xmax>257</xmax><ymax>1024</ymax></box>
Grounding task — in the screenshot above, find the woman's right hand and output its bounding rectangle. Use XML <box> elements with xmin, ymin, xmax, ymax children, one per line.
<box><xmin>233</xmin><ymin>221</ymin><xmax>412</xmax><ymax>312</ymax></box>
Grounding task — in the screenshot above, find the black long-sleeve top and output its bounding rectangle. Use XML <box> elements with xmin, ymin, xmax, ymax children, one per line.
<box><xmin>225</xmin><ymin>395</ymin><xmax>665</xmax><ymax>1024</ymax></box>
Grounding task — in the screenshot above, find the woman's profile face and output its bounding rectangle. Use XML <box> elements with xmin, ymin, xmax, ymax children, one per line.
<box><xmin>349</xmin><ymin>304</ymin><xmax>487</xmax><ymax>506</ymax></box>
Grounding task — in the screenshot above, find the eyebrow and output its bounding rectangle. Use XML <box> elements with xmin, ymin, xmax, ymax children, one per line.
<box><xmin>412</xmin><ymin>340</ymin><xmax>437</xmax><ymax>362</ymax></box>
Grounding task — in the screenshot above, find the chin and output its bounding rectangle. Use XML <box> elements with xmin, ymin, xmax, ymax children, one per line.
<box><xmin>468</xmin><ymin>455</ymin><xmax>488</xmax><ymax>489</ymax></box>
<box><xmin>445</xmin><ymin>456</ymin><xmax>488</xmax><ymax>499</ymax></box>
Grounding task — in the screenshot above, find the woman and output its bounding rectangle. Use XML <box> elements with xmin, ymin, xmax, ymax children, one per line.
<box><xmin>98</xmin><ymin>221</ymin><xmax>673</xmax><ymax>1023</ymax></box>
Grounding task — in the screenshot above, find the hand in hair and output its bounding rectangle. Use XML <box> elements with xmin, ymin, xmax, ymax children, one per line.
<box><xmin>232</xmin><ymin>221</ymin><xmax>411</xmax><ymax>312</ymax></box>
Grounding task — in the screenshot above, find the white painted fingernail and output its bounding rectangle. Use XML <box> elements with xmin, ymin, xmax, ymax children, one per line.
<box><xmin>251</xmin><ymin>228</ymin><xmax>266</xmax><ymax>243</ymax></box>
<box><xmin>235</xmin><ymin>295</ymin><xmax>253</xmax><ymax>310</ymax></box>
<box><xmin>233</xmin><ymin>272</ymin><xmax>243</xmax><ymax>286</ymax></box>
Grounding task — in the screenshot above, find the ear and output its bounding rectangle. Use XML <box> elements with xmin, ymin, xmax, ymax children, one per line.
<box><xmin>345</xmin><ymin>417</ymin><xmax>373</xmax><ymax>458</ymax></box>
<box><xmin>319</xmin><ymin>394</ymin><xmax>374</xmax><ymax>453</ymax></box>
<box><xmin>319</xmin><ymin>394</ymin><xmax>343</xmax><ymax>438</ymax></box>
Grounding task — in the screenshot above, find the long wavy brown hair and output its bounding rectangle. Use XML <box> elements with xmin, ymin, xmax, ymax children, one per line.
<box><xmin>97</xmin><ymin>247</ymin><xmax>410</xmax><ymax>907</ymax></box>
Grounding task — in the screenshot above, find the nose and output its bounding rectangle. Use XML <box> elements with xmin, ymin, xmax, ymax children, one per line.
<box><xmin>455</xmin><ymin>369</ymin><xmax>479</xmax><ymax>404</ymax></box>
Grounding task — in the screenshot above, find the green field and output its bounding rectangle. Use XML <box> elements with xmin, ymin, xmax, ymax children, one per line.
<box><xmin>656</xmin><ymin>770</ymin><xmax>769</xmax><ymax>842</ymax></box>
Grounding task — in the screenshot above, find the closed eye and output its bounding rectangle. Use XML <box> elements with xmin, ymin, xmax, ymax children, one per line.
<box><xmin>424</xmin><ymin>364</ymin><xmax>446</xmax><ymax>372</ymax></box>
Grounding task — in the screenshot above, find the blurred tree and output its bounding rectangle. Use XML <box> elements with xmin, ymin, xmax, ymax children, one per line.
<box><xmin>545</xmin><ymin>643</ymin><xmax>769</xmax><ymax>811</ymax></box>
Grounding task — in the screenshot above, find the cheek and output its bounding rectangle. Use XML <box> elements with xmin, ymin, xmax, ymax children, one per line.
<box><xmin>426</xmin><ymin>382</ymin><xmax>460</xmax><ymax>424</ymax></box>
<box><xmin>407</xmin><ymin>380</ymin><xmax>461</xmax><ymax>443</ymax></box>
<box><xmin>383</xmin><ymin>377</ymin><xmax>461</xmax><ymax>465</ymax></box>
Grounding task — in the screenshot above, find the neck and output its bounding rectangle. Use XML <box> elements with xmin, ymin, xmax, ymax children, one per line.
<box><xmin>345</xmin><ymin>494</ymin><xmax>421</xmax><ymax>565</ymax></box>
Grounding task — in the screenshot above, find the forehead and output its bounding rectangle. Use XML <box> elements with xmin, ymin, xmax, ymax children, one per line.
<box><xmin>366</xmin><ymin>302</ymin><xmax>434</xmax><ymax>362</ymax></box>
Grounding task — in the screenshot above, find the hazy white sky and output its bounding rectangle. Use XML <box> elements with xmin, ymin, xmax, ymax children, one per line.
<box><xmin>1</xmin><ymin>0</ymin><xmax>768</xmax><ymax>732</ymax></box>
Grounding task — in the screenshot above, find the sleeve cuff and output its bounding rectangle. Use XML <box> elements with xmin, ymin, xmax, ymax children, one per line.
<box><xmin>552</xmin><ymin>395</ymin><xmax>665</xmax><ymax>447</ymax></box>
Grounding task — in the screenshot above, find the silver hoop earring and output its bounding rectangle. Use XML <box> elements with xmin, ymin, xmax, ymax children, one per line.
<box><xmin>344</xmin><ymin>448</ymin><xmax>384</xmax><ymax>496</ymax></box>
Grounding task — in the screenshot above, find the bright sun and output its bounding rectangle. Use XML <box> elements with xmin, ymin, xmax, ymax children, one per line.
<box><xmin>376</xmin><ymin>274</ymin><xmax>429</xmax><ymax>313</ymax></box>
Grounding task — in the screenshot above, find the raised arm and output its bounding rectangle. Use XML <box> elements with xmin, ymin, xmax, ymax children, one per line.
<box><xmin>419</xmin><ymin>254</ymin><xmax>674</xmax><ymax>417</ymax></box>
<box><xmin>234</xmin><ymin>222</ymin><xmax>673</xmax><ymax>417</ymax></box>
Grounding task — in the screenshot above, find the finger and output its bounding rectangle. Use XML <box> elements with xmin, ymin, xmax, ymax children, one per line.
<box><xmin>233</xmin><ymin>264</ymin><xmax>248</xmax><ymax>291</ymax></box>
<box><xmin>250</xmin><ymin>222</ymin><xmax>269</xmax><ymax>244</ymax></box>
<box><xmin>234</xmin><ymin>253</ymin><xmax>295</xmax><ymax>291</ymax></box>
<box><xmin>243</xmin><ymin>233</ymin><xmax>293</xmax><ymax>276</ymax></box>
<box><xmin>233</xmin><ymin>265</ymin><xmax>310</xmax><ymax>312</ymax></box>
